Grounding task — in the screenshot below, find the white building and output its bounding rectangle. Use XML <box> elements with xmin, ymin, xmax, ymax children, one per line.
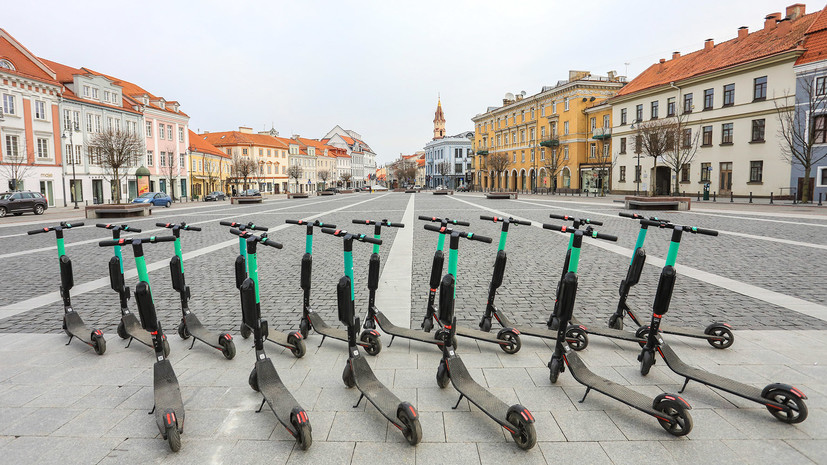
<box><xmin>424</xmin><ymin>132</ymin><xmax>473</xmax><ymax>189</ymax></box>
<box><xmin>323</xmin><ymin>125</ymin><xmax>377</xmax><ymax>188</ymax></box>
<box><xmin>610</xmin><ymin>5</ymin><xmax>816</xmax><ymax>197</ymax></box>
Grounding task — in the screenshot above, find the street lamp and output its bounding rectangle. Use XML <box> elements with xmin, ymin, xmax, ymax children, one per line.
<box><xmin>630</xmin><ymin>119</ymin><xmax>640</xmax><ymax>196</ymax></box>
<box><xmin>62</xmin><ymin>130</ymin><xmax>79</xmax><ymax>209</ymax></box>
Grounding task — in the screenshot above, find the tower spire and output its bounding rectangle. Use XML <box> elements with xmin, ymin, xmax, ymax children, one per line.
<box><xmin>433</xmin><ymin>97</ymin><xmax>446</xmax><ymax>140</ymax></box>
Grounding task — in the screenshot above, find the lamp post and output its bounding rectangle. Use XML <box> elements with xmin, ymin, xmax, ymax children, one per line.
<box><xmin>630</xmin><ymin>120</ymin><xmax>640</xmax><ymax>196</ymax></box>
<box><xmin>62</xmin><ymin>130</ymin><xmax>79</xmax><ymax>209</ymax></box>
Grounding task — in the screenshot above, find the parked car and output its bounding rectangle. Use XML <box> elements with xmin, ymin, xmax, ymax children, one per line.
<box><xmin>240</xmin><ymin>189</ymin><xmax>261</xmax><ymax>197</ymax></box>
<box><xmin>204</xmin><ymin>191</ymin><xmax>226</xmax><ymax>201</ymax></box>
<box><xmin>323</xmin><ymin>187</ymin><xmax>339</xmax><ymax>193</ymax></box>
<box><xmin>132</xmin><ymin>192</ymin><xmax>172</xmax><ymax>207</ymax></box>
<box><xmin>369</xmin><ymin>185</ymin><xmax>388</xmax><ymax>191</ymax></box>
<box><xmin>457</xmin><ymin>185</ymin><xmax>470</xmax><ymax>192</ymax></box>
<box><xmin>0</xmin><ymin>191</ymin><xmax>48</xmax><ymax>218</ymax></box>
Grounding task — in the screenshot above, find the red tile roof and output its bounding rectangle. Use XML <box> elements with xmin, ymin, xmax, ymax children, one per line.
<box><xmin>202</xmin><ymin>131</ymin><xmax>289</xmax><ymax>149</ymax></box>
<box><xmin>189</xmin><ymin>130</ymin><xmax>229</xmax><ymax>158</ymax></box>
<box><xmin>796</xmin><ymin>7</ymin><xmax>827</xmax><ymax>65</ymax></box>
<box><xmin>617</xmin><ymin>11</ymin><xmax>818</xmax><ymax>97</ymax></box>
<box><xmin>83</xmin><ymin>68</ymin><xmax>189</xmax><ymax>117</ymax></box>
<box><xmin>37</xmin><ymin>57</ymin><xmax>141</xmax><ymax>114</ymax></box>
<box><xmin>0</xmin><ymin>29</ymin><xmax>59</xmax><ymax>86</ymax></box>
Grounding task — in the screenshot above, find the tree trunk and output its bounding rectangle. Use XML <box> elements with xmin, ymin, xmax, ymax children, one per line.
<box><xmin>113</xmin><ymin>168</ymin><xmax>121</xmax><ymax>204</ymax></box>
<box><xmin>802</xmin><ymin>164</ymin><xmax>812</xmax><ymax>204</ymax></box>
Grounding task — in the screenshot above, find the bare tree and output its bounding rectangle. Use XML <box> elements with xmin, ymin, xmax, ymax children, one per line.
<box><xmin>204</xmin><ymin>158</ymin><xmax>219</xmax><ymax>193</ymax></box>
<box><xmin>0</xmin><ymin>141</ymin><xmax>33</xmax><ymax>191</ymax></box>
<box><xmin>340</xmin><ymin>171</ymin><xmax>352</xmax><ymax>188</ymax></box>
<box><xmin>317</xmin><ymin>169</ymin><xmax>330</xmax><ymax>189</ymax></box>
<box><xmin>487</xmin><ymin>152</ymin><xmax>510</xmax><ymax>191</ymax></box>
<box><xmin>394</xmin><ymin>159</ymin><xmax>417</xmax><ymax>187</ymax></box>
<box><xmin>232</xmin><ymin>155</ymin><xmax>258</xmax><ymax>193</ymax></box>
<box><xmin>775</xmin><ymin>74</ymin><xmax>827</xmax><ymax>203</ymax></box>
<box><xmin>288</xmin><ymin>164</ymin><xmax>304</xmax><ymax>193</ymax></box>
<box><xmin>88</xmin><ymin>128</ymin><xmax>143</xmax><ymax>203</ymax></box>
<box><xmin>634</xmin><ymin>119</ymin><xmax>672</xmax><ymax>195</ymax></box>
<box><xmin>435</xmin><ymin>160</ymin><xmax>451</xmax><ymax>188</ymax></box>
<box><xmin>541</xmin><ymin>148</ymin><xmax>565</xmax><ymax>193</ymax></box>
<box><xmin>159</xmin><ymin>146</ymin><xmax>179</xmax><ymax>201</ymax></box>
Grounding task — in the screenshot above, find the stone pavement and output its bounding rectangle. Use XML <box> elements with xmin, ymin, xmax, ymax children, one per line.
<box><xmin>0</xmin><ymin>192</ymin><xmax>824</xmax><ymax>464</ymax></box>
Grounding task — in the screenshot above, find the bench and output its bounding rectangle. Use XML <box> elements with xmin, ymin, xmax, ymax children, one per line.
<box><xmin>287</xmin><ymin>193</ymin><xmax>309</xmax><ymax>199</ymax></box>
<box><xmin>339</xmin><ymin>189</ymin><xmax>354</xmax><ymax>194</ymax></box>
<box><xmin>317</xmin><ymin>191</ymin><xmax>335</xmax><ymax>196</ymax></box>
<box><xmin>624</xmin><ymin>196</ymin><xmax>691</xmax><ymax>211</ymax></box>
<box><xmin>85</xmin><ymin>205</ymin><xmax>151</xmax><ymax>219</ymax></box>
<box><xmin>231</xmin><ymin>196</ymin><xmax>263</xmax><ymax>204</ymax></box>
<box><xmin>486</xmin><ymin>192</ymin><xmax>518</xmax><ymax>199</ymax></box>
<box><xmin>433</xmin><ymin>190</ymin><xmax>454</xmax><ymax>195</ymax></box>
<box><xmin>405</xmin><ymin>189</ymin><xmax>417</xmax><ymax>193</ymax></box>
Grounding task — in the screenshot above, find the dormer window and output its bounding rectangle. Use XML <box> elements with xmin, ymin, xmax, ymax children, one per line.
<box><xmin>0</xmin><ymin>59</ymin><xmax>15</xmax><ymax>70</ymax></box>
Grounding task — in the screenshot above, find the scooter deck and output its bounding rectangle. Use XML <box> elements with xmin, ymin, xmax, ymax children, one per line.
<box><xmin>153</xmin><ymin>359</ymin><xmax>185</xmax><ymax>433</ymax></box>
<box><xmin>122</xmin><ymin>312</ymin><xmax>154</xmax><ymax>348</ymax></box>
<box><xmin>257</xmin><ymin>358</ymin><xmax>303</xmax><ymax>432</ymax></box>
<box><xmin>563</xmin><ymin>347</ymin><xmax>661</xmax><ymax>417</ymax></box>
<box><xmin>64</xmin><ymin>308</ymin><xmax>97</xmax><ymax>344</ymax></box>
<box><xmin>454</xmin><ymin>325</ymin><xmax>511</xmax><ymax>345</ymax></box>
<box><xmin>626</xmin><ymin>309</ymin><xmax>726</xmax><ymax>342</ymax></box>
<box><xmin>184</xmin><ymin>312</ymin><xmax>224</xmax><ymax>348</ymax></box>
<box><xmin>495</xmin><ymin>309</ymin><xmax>628</xmax><ymax>345</ymax></box>
<box><xmin>570</xmin><ymin>316</ymin><xmax>643</xmax><ymax>344</ymax></box>
<box><xmin>351</xmin><ymin>355</ymin><xmax>404</xmax><ymax>418</ymax></box>
<box><xmin>656</xmin><ymin>341</ymin><xmax>763</xmax><ymax>401</ymax></box>
<box><xmin>445</xmin><ymin>354</ymin><xmax>509</xmax><ymax>425</ymax></box>
<box><xmin>307</xmin><ymin>310</ymin><xmax>350</xmax><ymax>343</ymax></box>
<box><xmin>374</xmin><ymin>312</ymin><xmax>444</xmax><ymax>347</ymax></box>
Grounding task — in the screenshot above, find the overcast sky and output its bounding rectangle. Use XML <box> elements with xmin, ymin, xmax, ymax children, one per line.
<box><xmin>5</xmin><ymin>0</ymin><xmax>809</xmax><ymax>164</ymax></box>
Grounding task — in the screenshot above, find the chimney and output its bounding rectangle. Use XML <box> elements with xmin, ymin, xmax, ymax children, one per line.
<box><xmin>239</xmin><ymin>126</ymin><xmax>253</xmax><ymax>134</ymax></box>
<box><xmin>778</xmin><ymin>17</ymin><xmax>792</xmax><ymax>34</ymax></box>
<box><xmin>704</xmin><ymin>39</ymin><xmax>714</xmax><ymax>51</ymax></box>
<box><xmin>765</xmin><ymin>12</ymin><xmax>781</xmax><ymax>30</ymax></box>
<box><xmin>738</xmin><ymin>26</ymin><xmax>749</xmax><ymax>39</ymax></box>
<box><xmin>786</xmin><ymin>3</ymin><xmax>805</xmax><ymax>21</ymax></box>
<box><xmin>672</xmin><ymin>51</ymin><xmax>681</xmax><ymax>59</ymax></box>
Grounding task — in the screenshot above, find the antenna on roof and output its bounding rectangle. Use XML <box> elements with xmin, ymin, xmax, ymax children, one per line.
<box><xmin>624</xmin><ymin>62</ymin><xmax>630</xmax><ymax>76</ymax></box>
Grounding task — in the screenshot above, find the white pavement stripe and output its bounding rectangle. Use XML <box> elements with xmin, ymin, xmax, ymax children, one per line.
<box><xmin>510</xmin><ymin>199</ymin><xmax>827</xmax><ymax>252</ymax></box>
<box><xmin>685</xmin><ymin>210</ymin><xmax>827</xmax><ymax>226</ymax></box>
<box><xmin>0</xmin><ymin>194</ymin><xmax>387</xmax><ymax>320</ymax></box>
<box><xmin>449</xmin><ymin>195</ymin><xmax>827</xmax><ymax>323</ymax></box>
<box><xmin>375</xmin><ymin>192</ymin><xmax>414</xmax><ymax>327</ymax></box>
<box><xmin>0</xmin><ymin>196</ymin><xmax>350</xmax><ymax>260</ymax></box>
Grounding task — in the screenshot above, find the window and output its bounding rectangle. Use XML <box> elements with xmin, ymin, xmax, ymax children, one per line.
<box><xmin>104</xmin><ymin>91</ymin><xmax>110</xmax><ymax>102</ymax></box>
<box><xmin>620</xmin><ymin>137</ymin><xmax>627</xmax><ymax>154</ymax></box>
<box><xmin>193</xmin><ymin>160</ymin><xmax>198</xmax><ymax>171</ymax></box>
<box><xmin>147</xmin><ymin>150</ymin><xmax>154</xmax><ymax>166</ymax></box>
<box><xmin>681</xmin><ymin>163</ymin><xmax>690</xmax><ymax>182</ymax></box>
<box><xmin>636</xmin><ymin>104</ymin><xmax>643</xmax><ymax>122</ymax></box>
<box><xmin>651</xmin><ymin>101</ymin><xmax>659</xmax><ymax>119</ymax></box>
<box><xmin>180</xmin><ymin>153</ymin><xmax>185</xmax><ymax>167</ymax></box>
<box><xmin>91</xmin><ymin>88</ymin><xmax>98</xmax><ymax>99</ymax></box>
<box><xmin>521</xmin><ymin>151</ymin><xmax>525</xmax><ymax>163</ymax></box>
<box><xmin>703</xmin><ymin>89</ymin><xmax>714</xmax><ymax>110</ymax></box>
<box><xmin>603</xmin><ymin>114</ymin><xmax>610</xmax><ymax>128</ymax></box>
<box><xmin>701</xmin><ymin>162</ymin><xmax>711</xmax><ymax>182</ymax></box>
<box><xmin>563</xmin><ymin>146</ymin><xmax>569</xmax><ymax>160</ymax></box>
<box><xmin>2</xmin><ymin>94</ymin><xmax>15</xmax><ymax>116</ymax></box>
<box><xmin>541</xmin><ymin>126</ymin><xmax>545</xmax><ymax>139</ymax></box>
<box><xmin>36</xmin><ymin>138</ymin><xmax>49</xmax><ymax>159</ymax></box>
<box><xmin>815</xmin><ymin>115</ymin><xmax>827</xmax><ymax>143</ymax></box>
<box><xmin>750</xmin><ymin>161</ymin><xmax>763</xmax><ymax>182</ymax></box>
<box><xmin>702</xmin><ymin>126</ymin><xmax>713</xmax><ymax>146</ymax></box>
<box><xmin>817</xmin><ymin>77</ymin><xmax>827</xmax><ymax>96</ymax></box>
<box><xmin>635</xmin><ymin>135</ymin><xmax>642</xmax><ymax>153</ymax></box>
<box><xmin>107</xmin><ymin>117</ymin><xmax>114</xmax><ymax>129</ymax></box>
<box><xmin>590</xmin><ymin>143</ymin><xmax>596</xmax><ymax>158</ymax></box>
<box><xmin>635</xmin><ymin>165</ymin><xmax>641</xmax><ymax>182</ymax></box>
<box><xmin>820</xmin><ymin>167</ymin><xmax>827</xmax><ymax>186</ymax></box>
<box><xmin>723</xmin><ymin>84</ymin><xmax>735</xmax><ymax>106</ymax></box>
<box><xmin>5</xmin><ymin>135</ymin><xmax>20</xmax><ymax>159</ymax></box>
<box><xmin>751</xmin><ymin>119</ymin><xmax>765</xmax><ymax>142</ymax></box>
<box><xmin>619</xmin><ymin>166</ymin><xmax>626</xmax><ymax>182</ymax></box>
<box><xmin>667</xmin><ymin>97</ymin><xmax>675</xmax><ymax>117</ymax></box>
<box><xmin>541</xmin><ymin>104</ymin><xmax>545</xmax><ymax>116</ymax></box>
<box><xmin>243</xmin><ymin>148</ymin><xmax>248</xmax><ymax>155</ymax></box>
<box><xmin>754</xmin><ymin>76</ymin><xmax>767</xmax><ymax>100</ymax></box>
<box><xmin>63</xmin><ymin>109</ymin><xmax>72</xmax><ymax>130</ymax></box>
<box><xmin>167</xmin><ymin>126</ymin><xmax>173</xmax><ymax>140</ymax></box>
<box><xmin>159</xmin><ymin>151</ymin><xmax>166</xmax><ymax>167</ymax></box>
<box><xmin>620</xmin><ymin>108</ymin><xmax>627</xmax><ymax>125</ymax></box>
<box><xmin>683</xmin><ymin>93</ymin><xmax>693</xmax><ymax>113</ymax></box>
<box><xmin>590</xmin><ymin>117</ymin><xmax>596</xmax><ymax>130</ymax></box>
<box><xmin>94</xmin><ymin>115</ymin><xmax>101</xmax><ymax>133</ymax></box>
<box><xmin>563</xmin><ymin>121</ymin><xmax>569</xmax><ymax>135</ymax></box>
<box><xmin>521</xmin><ymin>110</ymin><xmax>525</xmax><ymax>122</ymax></box>
<box><xmin>564</xmin><ymin>98</ymin><xmax>570</xmax><ymax>111</ymax></box>
<box><xmin>530</xmin><ymin>128</ymin><xmax>535</xmax><ymax>141</ymax></box>
<box><xmin>721</xmin><ymin>123</ymin><xmax>733</xmax><ymax>144</ymax></box>
<box><xmin>540</xmin><ymin>148</ymin><xmax>545</xmax><ymax>160</ymax></box>
<box><xmin>553</xmin><ymin>102</ymin><xmax>557</xmax><ymax>114</ymax></box>
<box><xmin>179</xmin><ymin>127</ymin><xmax>184</xmax><ymax>142</ymax></box>
<box><xmin>158</xmin><ymin>123</ymin><xmax>165</xmax><ymax>139</ymax></box>
<box><xmin>35</xmin><ymin>101</ymin><xmax>46</xmax><ymax>119</ymax></box>
<box><xmin>259</xmin><ymin>148</ymin><xmax>263</xmax><ymax>156</ymax></box>
<box><xmin>603</xmin><ymin>142</ymin><xmax>610</xmax><ymax>157</ymax></box>
<box><xmin>83</xmin><ymin>85</ymin><xmax>90</xmax><ymax>97</ymax></box>
<box><xmin>74</xmin><ymin>145</ymin><xmax>82</xmax><ymax>164</ymax></box>
<box><xmin>73</xmin><ymin>111</ymin><xmax>80</xmax><ymax>130</ymax></box>
<box><xmin>146</xmin><ymin>121</ymin><xmax>153</xmax><ymax>137</ymax></box>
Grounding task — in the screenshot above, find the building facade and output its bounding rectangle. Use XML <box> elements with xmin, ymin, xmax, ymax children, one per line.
<box><xmin>202</xmin><ymin>127</ymin><xmax>289</xmax><ymax>193</ymax></box>
<box><xmin>323</xmin><ymin>125</ymin><xmax>377</xmax><ymax>188</ymax></box>
<box><xmin>0</xmin><ymin>29</ymin><xmax>65</xmax><ymax>206</ymax></box>
<box><xmin>472</xmin><ymin>71</ymin><xmax>625</xmax><ymax>192</ymax></box>
<box><xmin>187</xmin><ymin>130</ymin><xmax>230</xmax><ymax>197</ymax></box>
<box><xmin>610</xmin><ymin>4</ymin><xmax>816</xmax><ymax>197</ymax></box>
<box><xmin>424</xmin><ymin>132</ymin><xmax>473</xmax><ymax>189</ymax></box>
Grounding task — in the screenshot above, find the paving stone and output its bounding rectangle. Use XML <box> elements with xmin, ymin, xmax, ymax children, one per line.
<box><xmin>786</xmin><ymin>439</ymin><xmax>827</xmax><ymax>464</ymax></box>
<box><xmin>352</xmin><ymin>441</ymin><xmax>415</xmax><ymax>463</ymax></box>
<box><xmin>229</xmin><ymin>439</ymin><xmax>295</xmax><ymax>465</ymax></box>
<box><xmin>538</xmin><ymin>441</ymin><xmax>612</xmax><ymax>464</ymax></box>
<box><xmin>600</xmin><ymin>440</ymin><xmax>680</xmax><ymax>465</ymax></box>
<box><xmin>285</xmin><ymin>440</ymin><xmax>355</xmax><ymax>465</ymax></box>
<box><xmin>415</xmin><ymin>442</ymin><xmax>481</xmax><ymax>465</ymax></box>
<box><xmin>443</xmin><ymin>410</ymin><xmax>507</xmax><ymax>443</ymax></box>
<box><xmin>722</xmin><ymin>439</ymin><xmax>815</xmax><ymax>464</ymax></box>
<box><xmin>552</xmin><ymin>409</ymin><xmax>626</xmax><ymax>442</ymax></box>
<box><xmin>477</xmin><ymin>441</ymin><xmax>547</xmax><ymax>464</ymax></box>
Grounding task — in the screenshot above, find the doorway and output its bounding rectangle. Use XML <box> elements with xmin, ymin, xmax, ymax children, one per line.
<box><xmin>39</xmin><ymin>180</ymin><xmax>54</xmax><ymax>207</ymax></box>
<box><xmin>719</xmin><ymin>162</ymin><xmax>733</xmax><ymax>195</ymax></box>
<box><xmin>654</xmin><ymin>166</ymin><xmax>671</xmax><ymax>195</ymax></box>
<box><xmin>92</xmin><ymin>179</ymin><xmax>104</xmax><ymax>204</ymax></box>
<box><xmin>128</xmin><ymin>180</ymin><xmax>137</xmax><ymax>200</ymax></box>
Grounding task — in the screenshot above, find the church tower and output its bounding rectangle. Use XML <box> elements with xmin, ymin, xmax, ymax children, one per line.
<box><xmin>433</xmin><ymin>98</ymin><xmax>446</xmax><ymax>140</ymax></box>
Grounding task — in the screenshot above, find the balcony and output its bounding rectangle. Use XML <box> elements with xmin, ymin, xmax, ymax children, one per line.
<box><xmin>592</xmin><ymin>127</ymin><xmax>612</xmax><ymax>140</ymax></box>
<box><xmin>539</xmin><ymin>138</ymin><xmax>559</xmax><ymax>148</ymax></box>
<box><xmin>476</xmin><ymin>150</ymin><xmax>488</xmax><ymax>156</ymax></box>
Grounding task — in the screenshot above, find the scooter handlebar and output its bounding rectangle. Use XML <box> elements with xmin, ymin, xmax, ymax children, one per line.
<box><xmin>98</xmin><ymin>235</ymin><xmax>176</xmax><ymax>247</ymax></box>
<box><xmin>423</xmin><ymin>223</ymin><xmax>492</xmax><ymax>243</ymax></box>
<box><xmin>321</xmin><ymin>227</ymin><xmax>383</xmax><ymax>245</ymax></box>
<box><xmin>542</xmin><ymin>223</ymin><xmax>617</xmax><ymax>241</ymax></box>
<box><xmin>479</xmin><ymin>215</ymin><xmax>531</xmax><ymax>226</ymax></box>
<box><xmin>156</xmin><ymin>222</ymin><xmax>201</xmax><ymax>232</ymax></box>
<box><xmin>28</xmin><ymin>222</ymin><xmax>84</xmax><ymax>235</ymax></box>
<box><xmin>352</xmin><ymin>219</ymin><xmax>405</xmax><ymax>228</ymax></box>
<box><xmin>619</xmin><ymin>212</ymin><xmax>671</xmax><ymax>223</ymax></box>
<box><xmin>638</xmin><ymin>219</ymin><xmax>716</xmax><ymax>236</ymax></box>
<box><xmin>417</xmin><ymin>215</ymin><xmax>471</xmax><ymax>226</ymax></box>
<box><xmin>260</xmin><ymin>237</ymin><xmax>284</xmax><ymax>249</ymax></box>
<box><xmin>96</xmin><ymin>223</ymin><xmax>142</xmax><ymax>232</ymax></box>
<box><xmin>219</xmin><ymin>221</ymin><xmax>268</xmax><ymax>231</ymax></box>
<box><xmin>549</xmin><ymin>213</ymin><xmax>603</xmax><ymax>226</ymax></box>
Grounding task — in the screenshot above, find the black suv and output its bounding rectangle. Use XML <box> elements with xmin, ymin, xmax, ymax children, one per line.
<box><xmin>0</xmin><ymin>191</ymin><xmax>48</xmax><ymax>217</ymax></box>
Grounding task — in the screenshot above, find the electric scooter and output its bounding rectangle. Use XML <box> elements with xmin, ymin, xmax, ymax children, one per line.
<box><xmin>97</xmin><ymin>223</ymin><xmax>167</xmax><ymax>356</ymax></box>
<box><xmin>419</xmin><ymin>216</ymin><xmax>470</xmax><ymax>332</ymax></box>
<box><xmin>157</xmin><ymin>222</ymin><xmax>235</xmax><ymax>359</ymax></box>
<box><xmin>286</xmin><ymin>218</ymin><xmax>382</xmax><ymax>355</ymax></box>
<box><xmin>99</xmin><ymin>234</ymin><xmax>184</xmax><ymax>451</ymax></box>
<box><xmin>29</xmin><ymin>222</ymin><xmax>105</xmax><ymax>355</ymax></box>
<box><xmin>608</xmin><ymin>212</ymin><xmax>734</xmax><ymax>349</ymax></box>
<box><xmin>323</xmin><ymin>227</ymin><xmax>422</xmax><ymax>445</ymax></box>
<box><xmin>418</xmin><ymin>216</ymin><xmax>522</xmax><ymax>354</ymax></box>
<box><xmin>545</xmin><ymin>224</ymin><xmax>694</xmax><ymax>436</ymax></box>
<box><xmin>427</xmin><ymin>223</ymin><xmax>537</xmax><ymax>450</ymax></box>
<box><xmin>636</xmin><ymin>220</ymin><xmax>808</xmax><ymax>423</ymax></box>
<box><xmin>221</xmin><ymin>220</ymin><xmax>306</xmax><ymax>358</ymax></box>
<box><xmin>232</xmin><ymin>228</ymin><xmax>312</xmax><ymax>449</ymax></box>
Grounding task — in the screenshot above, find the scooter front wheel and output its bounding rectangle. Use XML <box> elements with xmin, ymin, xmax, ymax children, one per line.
<box><xmin>162</xmin><ymin>337</ymin><xmax>170</xmax><ymax>358</ymax></box>
<box><xmin>608</xmin><ymin>314</ymin><xmax>623</xmax><ymax>330</ymax></box>
<box><xmin>240</xmin><ymin>324</ymin><xmax>251</xmax><ymax>339</ymax></box>
<box><xmin>421</xmin><ymin>317</ymin><xmax>433</xmax><ymax>333</ymax></box>
<box><xmin>436</xmin><ymin>361</ymin><xmax>450</xmax><ymax>388</ymax></box>
<box><xmin>342</xmin><ymin>363</ymin><xmax>355</xmax><ymax>388</ymax></box>
<box><xmin>177</xmin><ymin>321</ymin><xmax>190</xmax><ymax>340</ymax></box>
<box><xmin>506</xmin><ymin>411</ymin><xmax>537</xmax><ymax>450</ymax></box>
<box><xmin>397</xmin><ymin>404</ymin><xmax>422</xmax><ymax>446</ymax></box>
<box><xmin>166</xmin><ymin>424</ymin><xmax>181</xmax><ymax>452</ymax></box>
<box><xmin>117</xmin><ymin>321</ymin><xmax>127</xmax><ymax>339</ymax></box>
<box><xmin>640</xmin><ymin>349</ymin><xmax>655</xmax><ymax>376</ymax></box>
<box><xmin>248</xmin><ymin>367</ymin><xmax>259</xmax><ymax>392</ymax></box>
<box><xmin>299</xmin><ymin>319</ymin><xmax>311</xmax><ymax>339</ymax></box>
<box><xmin>479</xmin><ymin>316</ymin><xmax>492</xmax><ymax>332</ymax></box>
<box><xmin>548</xmin><ymin>357</ymin><xmax>562</xmax><ymax>384</ymax></box>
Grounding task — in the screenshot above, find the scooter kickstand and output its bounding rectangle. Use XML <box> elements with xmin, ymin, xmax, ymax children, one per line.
<box><xmin>125</xmin><ymin>337</ymin><xmax>133</xmax><ymax>349</ymax></box>
<box><xmin>679</xmin><ymin>378</ymin><xmax>690</xmax><ymax>394</ymax></box>
<box><xmin>317</xmin><ymin>335</ymin><xmax>326</xmax><ymax>348</ymax></box>
<box><xmin>149</xmin><ymin>404</ymin><xmax>156</xmax><ymax>415</ymax></box>
<box><xmin>65</xmin><ymin>335</ymin><xmax>73</xmax><ymax>346</ymax></box>
<box><xmin>579</xmin><ymin>387</ymin><xmax>591</xmax><ymax>404</ymax></box>
<box><xmin>189</xmin><ymin>338</ymin><xmax>196</xmax><ymax>350</ymax></box>
<box><xmin>353</xmin><ymin>393</ymin><xmax>365</xmax><ymax>409</ymax></box>
<box><xmin>256</xmin><ymin>399</ymin><xmax>266</xmax><ymax>413</ymax></box>
<box><xmin>388</xmin><ymin>335</ymin><xmax>395</xmax><ymax>348</ymax></box>
<box><xmin>452</xmin><ymin>394</ymin><xmax>465</xmax><ymax>410</ymax></box>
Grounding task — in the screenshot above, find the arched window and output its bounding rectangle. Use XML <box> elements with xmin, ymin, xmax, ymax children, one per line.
<box><xmin>0</xmin><ymin>59</ymin><xmax>15</xmax><ymax>70</ymax></box>
<box><xmin>562</xmin><ymin>167</ymin><xmax>571</xmax><ymax>188</ymax></box>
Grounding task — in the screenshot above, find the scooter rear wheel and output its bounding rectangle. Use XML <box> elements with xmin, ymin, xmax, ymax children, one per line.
<box><xmin>565</xmin><ymin>327</ymin><xmax>589</xmax><ymax>351</ymax></box>
<box><xmin>497</xmin><ymin>329</ymin><xmax>521</xmax><ymax>354</ymax></box>
<box><xmin>93</xmin><ymin>333</ymin><xmax>106</xmax><ymax>355</ymax></box>
<box><xmin>359</xmin><ymin>332</ymin><xmax>382</xmax><ymax>356</ymax></box>
<box><xmin>397</xmin><ymin>407</ymin><xmax>422</xmax><ymax>445</ymax></box>
<box><xmin>654</xmin><ymin>401</ymin><xmax>693</xmax><ymax>436</ymax></box>
<box><xmin>764</xmin><ymin>388</ymin><xmax>808</xmax><ymax>423</ymax></box>
<box><xmin>220</xmin><ymin>336</ymin><xmax>236</xmax><ymax>360</ymax></box>
<box><xmin>506</xmin><ymin>411</ymin><xmax>537</xmax><ymax>450</ymax></box>
<box><xmin>704</xmin><ymin>323</ymin><xmax>734</xmax><ymax>350</ymax></box>
<box><xmin>292</xmin><ymin>414</ymin><xmax>312</xmax><ymax>450</ymax></box>
<box><xmin>166</xmin><ymin>424</ymin><xmax>181</xmax><ymax>452</ymax></box>
<box><xmin>288</xmin><ymin>332</ymin><xmax>306</xmax><ymax>358</ymax></box>
<box><xmin>635</xmin><ymin>326</ymin><xmax>650</xmax><ymax>348</ymax></box>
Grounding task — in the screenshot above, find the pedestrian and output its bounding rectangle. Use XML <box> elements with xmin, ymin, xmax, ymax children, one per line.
<box><xmin>232</xmin><ymin>186</ymin><xmax>237</xmax><ymax>197</ymax></box>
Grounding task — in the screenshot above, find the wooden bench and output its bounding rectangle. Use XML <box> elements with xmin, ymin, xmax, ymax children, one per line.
<box><xmin>317</xmin><ymin>191</ymin><xmax>335</xmax><ymax>196</ymax></box>
<box><xmin>405</xmin><ymin>189</ymin><xmax>417</xmax><ymax>193</ymax></box>
<box><xmin>287</xmin><ymin>193</ymin><xmax>309</xmax><ymax>199</ymax></box>
<box><xmin>86</xmin><ymin>205</ymin><xmax>151</xmax><ymax>219</ymax></box>
<box><xmin>486</xmin><ymin>192</ymin><xmax>518</xmax><ymax>199</ymax></box>
<box><xmin>231</xmin><ymin>196</ymin><xmax>263</xmax><ymax>204</ymax></box>
<box><xmin>433</xmin><ymin>190</ymin><xmax>454</xmax><ymax>195</ymax></box>
<box><xmin>339</xmin><ymin>189</ymin><xmax>354</xmax><ymax>194</ymax></box>
<box><xmin>624</xmin><ymin>196</ymin><xmax>691</xmax><ymax>211</ymax></box>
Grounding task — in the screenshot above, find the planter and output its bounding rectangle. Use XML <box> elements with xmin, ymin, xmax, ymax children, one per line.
<box><xmin>85</xmin><ymin>204</ymin><xmax>151</xmax><ymax>219</ymax></box>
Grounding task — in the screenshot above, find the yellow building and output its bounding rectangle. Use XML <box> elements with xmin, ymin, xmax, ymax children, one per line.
<box><xmin>187</xmin><ymin>130</ymin><xmax>231</xmax><ymax>197</ymax></box>
<box><xmin>202</xmin><ymin>127</ymin><xmax>290</xmax><ymax>193</ymax></box>
<box><xmin>472</xmin><ymin>70</ymin><xmax>625</xmax><ymax>192</ymax></box>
